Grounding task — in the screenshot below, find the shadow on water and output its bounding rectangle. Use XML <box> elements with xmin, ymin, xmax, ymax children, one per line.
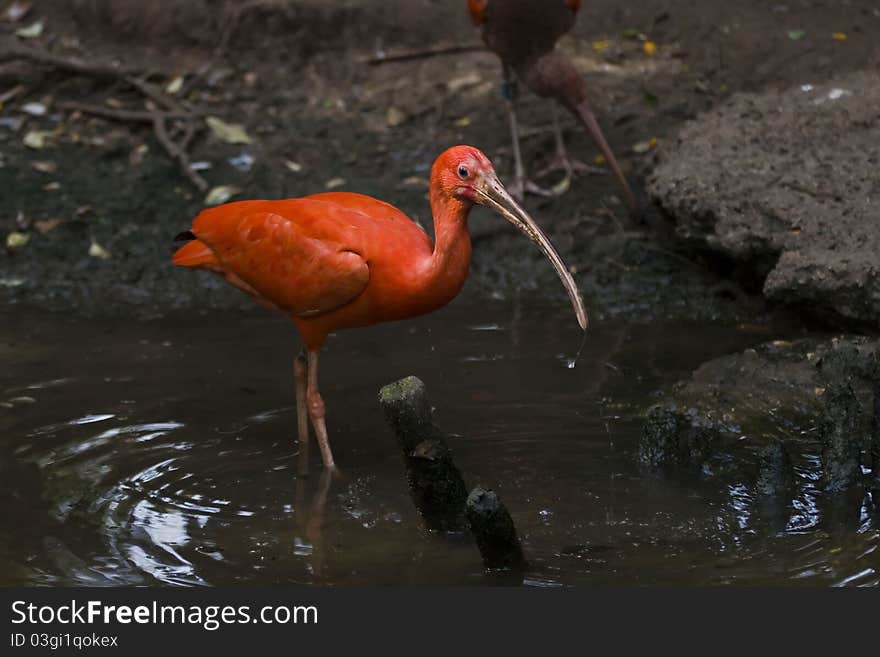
<box><xmin>1</xmin><ymin>301</ymin><xmax>877</xmax><ymax>586</ymax></box>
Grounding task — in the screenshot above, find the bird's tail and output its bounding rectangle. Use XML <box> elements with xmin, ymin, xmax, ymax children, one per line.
<box><xmin>172</xmin><ymin>238</ymin><xmax>217</xmax><ymax>268</ymax></box>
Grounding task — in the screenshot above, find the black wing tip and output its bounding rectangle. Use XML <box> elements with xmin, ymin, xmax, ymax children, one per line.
<box><xmin>174</xmin><ymin>230</ymin><xmax>196</xmax><ymax>242</ymax></box>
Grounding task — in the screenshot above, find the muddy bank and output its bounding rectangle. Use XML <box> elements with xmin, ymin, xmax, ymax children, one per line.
<box><xmin>649</xmin><ymin>71</ymin><xmax>880</xmax><ymax>327</ymax></box>
<box><xmin>3</xmin><ymin>2</ymin><xmax>879</xmax><ymax>321</ymax></box>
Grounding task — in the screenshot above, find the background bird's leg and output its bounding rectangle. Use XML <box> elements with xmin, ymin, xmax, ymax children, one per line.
<box><xmin>503</xmin><ymin>64</ymin><xmax>553</xmax><ymax>200</ymax></box>
<box><xmin>306</xmin><ymin>350</ymin><xmax>336</xmax><ymax>470</ymax></box>
<box><xmin>537</xmin><ymin>105</ymin><xmax>607</xmax><ymax>185</ymax></box>
<box><xmin>294</xmin><ymin>349</ymin><xmax>310</xmax><ymax>476</ymax></box>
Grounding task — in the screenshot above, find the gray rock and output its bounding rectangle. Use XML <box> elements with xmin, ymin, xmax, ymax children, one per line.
<box><xmin>639</xmin><ymin>336</ymin><xmax>879</xmax><ymax>495</ymax></box>
<box><xmin>648</xmin><ymin>71</ymin><xmax>880</xmax><ymax>326</ymax></box>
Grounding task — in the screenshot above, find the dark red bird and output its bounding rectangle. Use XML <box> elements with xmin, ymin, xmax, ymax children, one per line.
<box><xmin>467</xmin><ymin>0</ymin><xmax>637</xmax><ymax>210</ymax></box>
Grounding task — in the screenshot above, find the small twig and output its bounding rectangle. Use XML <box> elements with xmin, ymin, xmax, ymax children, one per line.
<box><xmin>152</xmin><ymin>114</ymin><xmax>208</xmax><ymax>192</ymax></box>
<box><xmin>57</xmin><ymin>101</ymin><xmax>188</xmax><ymax>123</ymax></box>
<box><xmin>0</xmin><ymin>83</ymin><xmax>25</xmax><ymax>104</ymax></box>
<box><xmin>0</xmin><ymin>41</ymin><xmax>140</xmax><ymax>78</ymax></box>
<box><xmin>362</xmin><ymin>43</ymin><xmax>486</xmax><ymax>65</ymax></box>
<box><xmin>599</xmin><ymin>200</ymin><xmax>625</xmax><ymax>234</ymax></box>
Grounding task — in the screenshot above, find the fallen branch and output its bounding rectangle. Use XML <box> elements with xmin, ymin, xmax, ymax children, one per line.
<box><xmin>57</xmin><ymin>101</ymin><xmax>188</xmax><ymax>123</ymax></box>
<box><xmin>362</xmin><ymin>43</ymin><xmax>486</xmax><ymax>65</ymax></box>
<box><xmin>3</xmin><ymin>40</ymin><xmax>208</xmax><ymax>191</ymax></box>
<box><xmin>0</xmin><ymin>41</ymin><xmax>140</xmax><ymax>78</ymax></box>
<box><xmin>152</xmin><ymin>115</ymin><xmax>208</xmax><ymax>192</ymax></box>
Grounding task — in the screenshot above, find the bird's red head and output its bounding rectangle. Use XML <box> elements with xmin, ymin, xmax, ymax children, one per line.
<box><xmin>430</xmin><ymin>145</ymin><xmax>589</xmax><ymax>331</ymax></box>
<box><xmin>431</xmin><ymin>145</ymin><xmax>497</xmax><ymax>205</ymax></box>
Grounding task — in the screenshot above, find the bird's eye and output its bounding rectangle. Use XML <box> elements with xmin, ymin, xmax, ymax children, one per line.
<box><xmin>458</xmin><ymin>165</ymin><xmax>470</xmax><ymax>180</ymax></box>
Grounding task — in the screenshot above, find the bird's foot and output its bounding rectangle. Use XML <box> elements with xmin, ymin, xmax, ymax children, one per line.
<box><xmin>533</xmin><ymin>154</ymin><xmax>610</xmax><ymax>197</ymax></box>
<box><xmin>510</xmin><ymin>176</ymin><xmax>556</xmax><ymax>202</ymax></box>
<box><xmin>536</xmin><ymin>154</ymin><xmax>607</xmax><ymax>180</ymax></box>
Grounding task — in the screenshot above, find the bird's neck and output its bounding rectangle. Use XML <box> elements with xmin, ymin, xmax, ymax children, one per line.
<box><xmin>422</xmin><ymin>186</ymin><xmax>473</xmax><ymax>307</ymax></box>
<box><xmin>519</xmin><ymin>50</ymin><xmax>589</xmax><ymax>107</ymax></box>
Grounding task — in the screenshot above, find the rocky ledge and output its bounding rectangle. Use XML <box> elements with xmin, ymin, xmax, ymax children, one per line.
<box><xmin>648</xmin><ymin>71</ymin><xmax>880</xmax><ymax>327</ymax></box>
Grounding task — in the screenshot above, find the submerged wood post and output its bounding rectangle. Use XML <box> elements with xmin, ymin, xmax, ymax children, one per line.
<box><xmin>466</xmin><ymin>487</ymin><xmax>526</xmax><ymax>571</ymax></box>
<box><xmin>379</xmin><ymin>376</ymin><xmax>527</xmax><ymax>571</ymax></box>
<box><xmin>379</xmin><ymin>376</ymin><xmax>469</xmax><ymax>532</ymax></box>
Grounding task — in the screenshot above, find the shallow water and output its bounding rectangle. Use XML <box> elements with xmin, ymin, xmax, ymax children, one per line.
<box><xmin>1</xmin><ymin>302</ymin><xmax>877</xmax><ymax>587</ymax></box>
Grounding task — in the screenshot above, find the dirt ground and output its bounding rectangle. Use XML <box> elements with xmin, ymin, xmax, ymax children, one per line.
<box><xmin>2</xmin><ymin>0</ymin><xmax>879</xmax><ymax>322</ymax></box>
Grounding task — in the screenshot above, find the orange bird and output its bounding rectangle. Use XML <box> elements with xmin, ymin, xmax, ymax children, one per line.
<box><xmin>173</xmin><ymin>146</ymin><xmax>587</xmax><ymax>470</ymax></box>
<box><xmin>467</xmin><ymin>0</ymin><xmax>637</xmax><ymax>210</ymax></box>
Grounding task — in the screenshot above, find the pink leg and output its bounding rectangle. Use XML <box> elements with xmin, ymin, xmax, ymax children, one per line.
<box><xmin>294</xmin><ymin>350</ymin><xmax>310</xmax><ymax>476</ymax></box>
<box><xmin>306</xmin><ymin>350</ymin><xmax>336</xmax><ymax>470</ymax></box>
<box><xmin>503</xmin><ymin>64</ymin><xmax>554</xmax><ymax>201</ymax></box>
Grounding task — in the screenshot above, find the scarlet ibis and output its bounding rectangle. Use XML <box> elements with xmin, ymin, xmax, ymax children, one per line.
<box><xmin>467</xmin><ymin>0</ymin><xmax>637</xmax><ymax>210</ymax></box>
<box><xmin>173</xmin><ymin>145</ymin><xmax>587</xmax><ymax>470</ymax></box>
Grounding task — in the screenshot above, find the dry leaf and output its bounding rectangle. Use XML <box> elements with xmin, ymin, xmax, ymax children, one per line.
<box><xmin>324</xmin><ymin>178</ymin><xmax>345</xmax><ymax>190</ymax></box>
<box><xmin>204</xmin><ymin>185</ymin><xmax>241</xmax><ymax>206</ymax></box>
<box><xmin>453</xmin><ymin>117</ymin><xmax>471</xmax><ymax>127</ymax></box>
<box><xmin>23</xmin><ymin>129</ymin><xmax>53</xmax><ymax>149</ymax></box>
<box><xmin>632</xmin><ymin>137</ymin><xmax>658</xmax><ymax>154</ymax></box>
<box><xmin>832</xmin><ymin>32</ymin><xmax>847</xmax><ymax>41</ymax></box>
<box><xmin>30</xmin><ymin>160</ymin><xmax>56</xmax><ymax>173</ymax></box>
<box><xmin>446</xmin><ymin>72</ymin><xmax>482</xmax><ymax>93</ymax></box>
<box><xmin>643</xmin><ymin>41</ymin><xmax>657</xmax><ymax>57</ymax></box>
<box><xmin>43</xmin><ymin>181</ymin><xmax>60</xmax><ymax>191</ymax></box>
<box><xmin>0</xmin><ymin>277</ymin><xmax>25</xmax><ymax>287</ymax></box>
<box><xmin>284</xmin><ymin>160</ymin><xmax>303</xmax><ymax>173</ymax></box>
<box><xmin>551</xmin><ymin>176</ymin><xmax>571</xmax><ymax>195</ymax></box>
<box><xmin>206</xmin><ymin>116</ymin><xmax>252</xmax><ymax>144</ymax></box>
<box><xmin>14</xmin><ymin>18</ymin><xmax>42</xmax><ymax>38</ymax></box>
<box><xmin>386</xmin><ymin>107</ymin><xmax>405</xmax><ymax>127</ymax></box>
<box><xmin>88</xmin><ymin>241</ymin><xmax>110</xmax><ymax>259</ymax></box>
<box><xmin>6</xmin><ymin>231</ymin><xmax>29</xmax><ymax>249</ymax></box>
<box><xmin>34</xmin><ymin>218</ymin><xmax>62</xmax><ymax>234</ymax></box>
<box><xmin>165</xmin><ymin>76</ymin><xmax>184</xmax><ymax>95</ymax></box>
<box><xmin>21</xmin><ymin>101</ymin><xmax>46</xmax><ymax>116</ymax></box>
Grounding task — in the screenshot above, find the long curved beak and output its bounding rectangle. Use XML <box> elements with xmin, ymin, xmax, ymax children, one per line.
<box><xmin>475</xmin><ymin>175</ymin><xmax>589</xmax><ymax>331</ymax></box>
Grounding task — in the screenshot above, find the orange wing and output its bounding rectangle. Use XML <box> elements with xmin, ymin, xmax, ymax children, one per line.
<box><xmin>176</xmin><ymin>199</ymin><xmax>371</xmax><ymax>317</ymax></box>
<box><xmin>467</xmin><ymin>0</ymin><xmax>488</xmax><ymax>24</ymax></box>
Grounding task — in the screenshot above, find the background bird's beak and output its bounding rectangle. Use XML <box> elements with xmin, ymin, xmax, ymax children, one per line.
<box><xmin>476</xmin><ymin>175</ymin><xmax>589</xmax><ymax>331</ymax></box>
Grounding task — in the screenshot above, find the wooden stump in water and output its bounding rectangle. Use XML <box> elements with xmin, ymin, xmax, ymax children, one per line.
<box><xmin>466</xmin><ymin>487</ymin><xmax>526</xmax><ymax>571</ymax></box>
<box><xmin>378</xmin><ymin>376</ymin><xmax>469</xmax><ymax>532</ymax></box>
<box><xmin>379</xmin><ymin>376</ymin><xmax>527</xmax><ymax>572</ymax></box>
